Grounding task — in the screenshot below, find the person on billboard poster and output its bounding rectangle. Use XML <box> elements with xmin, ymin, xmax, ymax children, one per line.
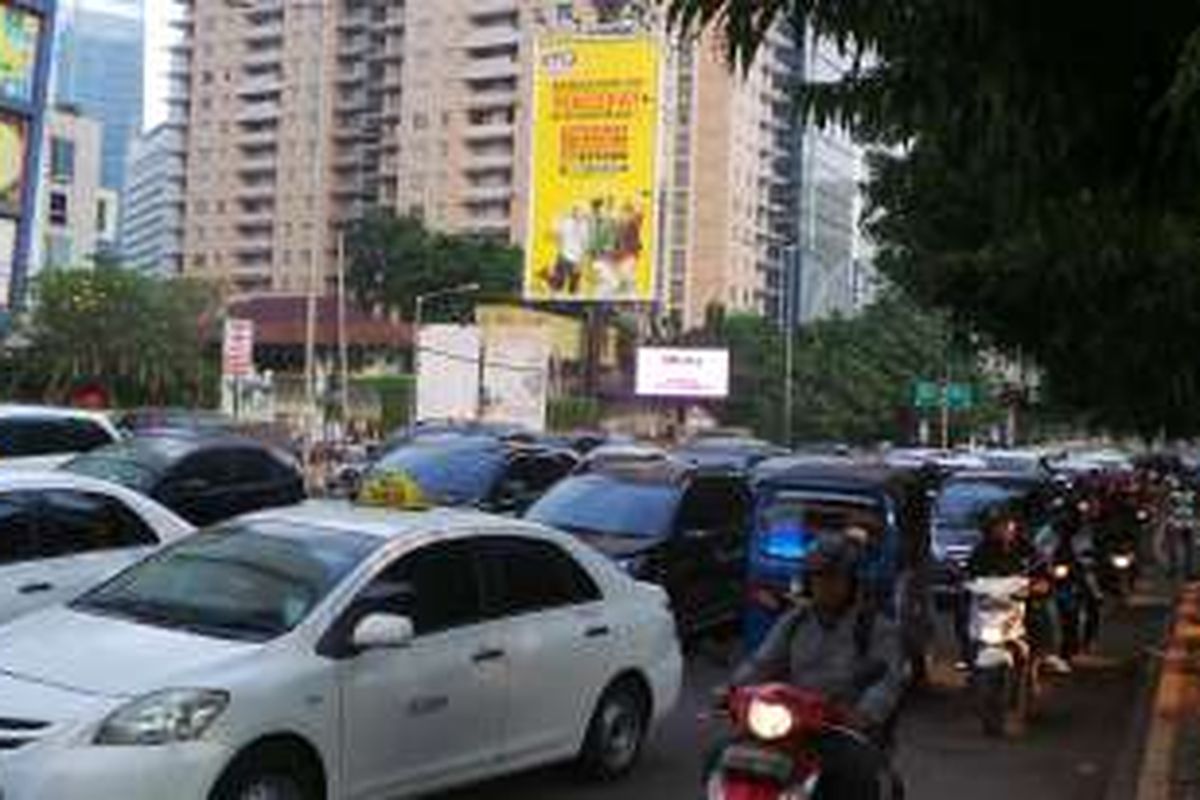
<box><xmin>548</xmin><ymin>205</ymin><xmax>588</xmax><ymax>294</ymax></box>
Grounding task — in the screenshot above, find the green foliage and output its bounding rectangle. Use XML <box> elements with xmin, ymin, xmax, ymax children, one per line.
<box><xmin>548</xmin><ymin>396</ymin><xmax>603</xmax><ymax>431</ymax></box>
<box><xmin>660</xmin><ymin>0</ymin><xmax>1200</xmax><ymax>437</ymax></box>
<box><xmin>6</xmin><ymin>267</ymin><xmax>220</xmax><ymax>407</ymax></box>
<box><xmin>353</xmin><ymin>374</ymin><xmax>413</xmax><ymax>432</ymax></box>
<box><xmin>345</xmin><ymin>211</ymin><xmax>522</xmax><ymax>321</ymax></box>
<box><xmin>690</xmin><ymin>292</ymin><xmax>999</xmax><ymax>444</ymax></box>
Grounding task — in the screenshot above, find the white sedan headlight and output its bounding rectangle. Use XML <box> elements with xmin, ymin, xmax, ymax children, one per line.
<box><xmin>747</xmin><ymin>698</ymin><xmax>794</xmax><ymax>741</ymax></box>
<box><xmin>94</xmin><ymin>689</ymin><xmax>230</xmax><ymax>746</ymax></box>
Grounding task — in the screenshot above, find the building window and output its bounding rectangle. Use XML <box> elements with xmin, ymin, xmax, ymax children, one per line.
<box><xmin>96</xmin><ymin>198</ymin><xmax>109</xmax><ymax>236</ymax></box>
<box><xmin>191</xmin><ymin>253</ymin><xmax>207</xmax><ymax>268</ymax></box>
<box><xmin>50</xmin><ymin>138</ymin><xmax>75</xmax><ymax>183</ymax></box>
<box><xmin>49</xmin><ymin>192</ymin><xmax>68</xmax><ymax>226</ymax></box>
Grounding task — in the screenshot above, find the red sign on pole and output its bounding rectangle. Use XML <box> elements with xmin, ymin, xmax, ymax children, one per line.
<box><xmin>222</xmin><ymin>319</ymin><xmax>254</xmax><ymax>377</ymax></box>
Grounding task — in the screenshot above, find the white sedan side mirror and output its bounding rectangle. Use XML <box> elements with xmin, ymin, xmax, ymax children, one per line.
<box><xmin>351</xmin><ymin>613</ymin><xmax>414</xmax><ymax>651</ymax></box>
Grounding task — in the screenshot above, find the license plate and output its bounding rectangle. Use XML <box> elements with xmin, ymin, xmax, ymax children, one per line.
<box><xmin>719</xmin><ymin>743</ymin><xmax>795</xmax><ymax>784</ymax></box>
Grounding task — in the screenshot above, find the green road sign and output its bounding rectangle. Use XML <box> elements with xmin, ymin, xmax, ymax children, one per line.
<box><xmin>913</xmin><ymin>381</ymin><xmax>940</xmax><ymax>409</ymax></box>
<box><xmin>913</xmin><ymin>380</ymin><xmax>974</xmax><ymax>410</ymax></box>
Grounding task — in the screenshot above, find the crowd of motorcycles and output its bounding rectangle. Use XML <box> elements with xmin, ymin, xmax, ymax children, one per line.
<box><xmin>704</xmin><ymin>455</ymin><xmax>1196</xmax><ymax>800</ymax></box>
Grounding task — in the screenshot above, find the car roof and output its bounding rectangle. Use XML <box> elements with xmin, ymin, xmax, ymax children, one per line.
<box><xmin>754</xmin><ymin>459</ymin><xmax>921</xmax><ymax>492</ymax></box>
<box><xmin>0</xmin><ymin>469</ymin><xmax>151</xmax><ymax>493</ymax></box>
<box><xmin>76</xmin><ymin>431</ymin><xmax>282</xmax><ymax>471</ymax></box>
<box><xmin>945</xmin><ymin>469</ymin><xmax>1045</xmax><ymax>486</ymax></box>
<box><xmin>0</xmin><ymin>404</ymin><xmax>112</xmax><ymax>424</ymax></box>
<box><xmin>243</xmin><ymin>499</ymin><xmax>554</xmax><ymax>542</ymax></box>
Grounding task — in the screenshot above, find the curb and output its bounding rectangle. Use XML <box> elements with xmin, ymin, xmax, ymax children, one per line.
<box><xmin>1130</xmin><ymin>583</ymin><xmax>1200</xmax><ymax>800</ymax></box>
<box><xmin>1105</xmin><ymin>585</ymin><xmax>1177</xmax><ymax>800</ymax></box>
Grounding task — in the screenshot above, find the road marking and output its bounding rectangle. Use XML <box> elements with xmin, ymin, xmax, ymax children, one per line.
<box><xmin>1136</xmin><ymin>583</ymin><xmax>1200</xmax><ymax>800</ymax></box>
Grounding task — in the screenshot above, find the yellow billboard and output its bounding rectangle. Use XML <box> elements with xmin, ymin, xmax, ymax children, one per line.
<box><xmin>525</xmin><ymin>35</ymin><xmax>660</xmax><ymax>304</ymax></box>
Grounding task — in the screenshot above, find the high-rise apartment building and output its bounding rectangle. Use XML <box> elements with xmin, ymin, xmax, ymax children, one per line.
<box><xmin>176</xmin><ymin>0</ymin><xmax>400</xmax><ymax>295</ymax></box>
<box><xmin>53</xmin><ymin>0</ymin><xmax>144</xmax><ymax>200</ymax></box>
<box><xmin>121</xmin><ymin>121</ymin><xmax>185</xmax><ymax>274</ymax></box>
<box><xmin>666</xmin><ymin>25</ymin><xmax>803</xmax><ymax>329</ymax></box>
<box><xmin>35</xmin><ymin>104</ymin><xmax>119</xmax><ymax>271</ymax></box>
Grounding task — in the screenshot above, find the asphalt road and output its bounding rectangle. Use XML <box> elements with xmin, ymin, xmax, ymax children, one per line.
<box><xmin>438</xmin><ymin>587</ymin><xmax>1171</xmax><ymax>800</ymax></box>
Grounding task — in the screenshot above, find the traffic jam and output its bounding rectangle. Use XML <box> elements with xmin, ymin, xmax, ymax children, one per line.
<box><xmin>0</xmin><ymin>406</ymin><xmax>1193</xmax><ymax>799</ymax></box>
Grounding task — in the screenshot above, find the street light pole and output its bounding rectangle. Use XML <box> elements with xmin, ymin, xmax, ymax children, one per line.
<box><xmin>783</xmin><ymin>244</ymin><xmax>799</xmax><ymax>447</ymax></box>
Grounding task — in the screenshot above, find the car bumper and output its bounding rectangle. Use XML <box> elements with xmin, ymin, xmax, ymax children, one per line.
<box><xmin>0</xmin><ymin>740</ymin><xmax>232</xmax><ymax>800</ymax></box>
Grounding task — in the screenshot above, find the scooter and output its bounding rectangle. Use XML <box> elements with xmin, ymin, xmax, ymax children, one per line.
<box><xmin>705</xmin><ymin>685</ymin><xmax>903</xmax><ymax>800</ymax></box>
<box><xmin>966</xmin><ymin>575</ymin><xmax>1035</xmax><ymax>737</ymax></box>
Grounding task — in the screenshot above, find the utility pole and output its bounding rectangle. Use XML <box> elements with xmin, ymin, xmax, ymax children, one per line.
<box><xmin>337</xmin><ymin>230</ymin><xmax>349</xmax><ymax>428</ymax></box>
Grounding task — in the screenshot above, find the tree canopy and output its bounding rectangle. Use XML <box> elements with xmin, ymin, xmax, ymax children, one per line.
<box><xmin>661</xmin><ymin>0</ymin><xmax>1200</xmax><ymax>437</ymax></box>
<box><xmin>345</xmin><ymin>211</ymin><xmax>522</xmax><ymax>321</ymax></box>
<box><xmin>4</xmin><ymin>267</ymin><xmax>220</xmax><ymax>406</ymax></box>
<box><xmin>687</xmin><ymin>291</ymin><xmax>999</xmax><ymax>444</ymax></box>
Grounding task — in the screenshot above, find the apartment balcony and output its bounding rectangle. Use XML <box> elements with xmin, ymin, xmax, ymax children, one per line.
<box><xmin>238</xmin><ymin>184</ymin><xmax>277</xmax><ymax>202</ymax></box>
<box><xmin>464</xmin><ymin>153</ymin><xmax>515</xmax><ymax>172</ymax></box>
<box><xmin>463</xmin><ymin>122</ymin><xmax>515</xmax><ymax>143</ymax></box>
<box><xmin>465</xmin><ymin>217</ymin><xmax>513</xmax><ymax>237</ymax></box>
<box><xmin>243</xmin><ymin>49</ymin><xmax>283</xmax><ymax>70</ymax></box>
<box><xmin>337</xmin><ymin>9</ymin><xmax>369</xmax><ymax>32</ymax></box>
<box><xmin>238</xmin><ymin>74</ymin><xmax>283</xmax><ymax>99</ymax></box>
<box><xmin>465</xmin><ymin>88</ymin><xmax>517</xmax><ymax>111</ymax></box>
<box><xmin>245</xmin><ymin>14</ymin><xmax>283</xmax><ymax>40</ymax></box>
<box><xmin>465</xmin><ymin>184</ymin><xmax>513</xmax><ymax>203</ymax></box>
<box><xmin>465</xmin><ymin>25</ymin><xmax>520</xmax><ymax>51</ymax></box>
<box><xmin>237</xmin><ymin>101</ymin><xmax>281</xmax><ymax>124</ymax></box>
<box><xmin>462</xmin><ymin>56</ymin><xmax>519</xmax><ymax>82</ymax></box>
<box><xmin>469</xmin><ymin>0</ymin><xmax>519</xmax><ymax>17</ymax></box>
<box><xmin>235</xmin><ymin>220</ymin><xmax>275</xmax><ymax>238</ymax></box>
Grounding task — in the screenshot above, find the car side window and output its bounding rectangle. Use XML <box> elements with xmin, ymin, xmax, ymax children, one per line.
<box><xmin>364</xmin><ymin>540</ymin><xmax>485</xmax><ymax>636</ymax></box>
<box><xmin>227</xmin><ymin>449</ymin><xmax>274</xmax><ymax>485</ymax></box>
<box><xmin>480</xmin><ymin>536</ymin><xmax>601</xmax><ymax>618</ymax></box>
<box><xmin>171</xmin><ymin>451</ymin><xmax>233</xmax><ymax>490</ymax></box>
<box><xmin>0</xmin><ymin>492</ymin><xmax>40</xmax><ymax>565</ymax></box>
<box><xmin>37</xmin><ymin>490</ymin><xmax>158</xmax><ymax>558</ymax></box>
<box><xmin>678</xmin><ymin>478</ymin><xmax>750</xmax><ymax>535</ymax></box>
<box><xmin>55</xmin><ymin>419</ymin><xmax>115</xmax><ymax>453</ymax></box>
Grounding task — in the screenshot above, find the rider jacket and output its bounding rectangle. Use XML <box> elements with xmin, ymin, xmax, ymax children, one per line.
<box><xmin>732</xmin><ymin>602</ymin><xmax>904</xmax><ymax>729</ymax></box>
<box><xmin>967</xmin><ymin>537</ymin><xmax>1036</xmax><ymax>578</ymax></box>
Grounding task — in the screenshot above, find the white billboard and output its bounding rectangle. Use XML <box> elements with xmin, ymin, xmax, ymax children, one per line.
<box><xmin>482</xmin><ymin>329</ymin><xmax>550</xmax><ymax>432</ymax></box>
<box><xmin>416</xmin><ymin>325</ymin><xmax>481</xmax><ymax>422</ymax></box>
<box><xmin>636</xmin><ymin>347</ymin><xmax>730</xmax><ymax>399</ymax></box>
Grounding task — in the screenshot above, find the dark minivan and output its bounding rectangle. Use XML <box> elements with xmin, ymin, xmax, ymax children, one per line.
<box><xmin>62</xmin><ymin>432</ymin><xmax>305</xmax><ymax>527</ymax></box>
<box><xmin>525</xmin><ymin>457</ymin><xmax>752</xmax><ymax>638</ymax></box>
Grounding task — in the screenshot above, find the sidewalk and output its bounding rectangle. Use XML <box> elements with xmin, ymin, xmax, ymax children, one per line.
<box><xmin>1136</xmin><ymin>582</ymin><xmax>1200</xmax><ymax>800</ymax></box>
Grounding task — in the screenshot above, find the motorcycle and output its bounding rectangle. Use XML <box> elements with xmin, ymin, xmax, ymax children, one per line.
<box><xmin>705</xmin><ymin>684</ymin><xmax>903</xmax><ymax>800</ymax></box>
<box><xmin>966</xmin><ymin>575</ymin><xmax>1036</xmax><ymax>737</ymax></box>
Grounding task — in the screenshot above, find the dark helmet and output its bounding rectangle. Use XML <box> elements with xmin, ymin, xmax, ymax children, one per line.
<box><xmin>804</xmin><ymin>534</ymin><xmax>865</xmax><ymax>578</ymax></box>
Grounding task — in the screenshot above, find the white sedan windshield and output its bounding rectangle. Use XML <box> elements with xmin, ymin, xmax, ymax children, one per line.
<box><xmin>73</xmin><ymin>522</ymin><xmax>380</xmax><ymax>642</ymax></box>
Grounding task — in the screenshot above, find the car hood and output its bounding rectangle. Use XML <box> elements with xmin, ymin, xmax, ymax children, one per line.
<box><xmin>0</xmin><ymin>606</ymin><xmax>260</xmax><ymax>699</ymax></box>
<box><xmin>567</xmin><ymin>530</ymin><xmax>664</xmax><ymax>559</ymax></box>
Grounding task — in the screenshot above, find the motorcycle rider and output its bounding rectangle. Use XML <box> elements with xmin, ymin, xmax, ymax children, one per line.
<box><xmin>966</xmin><ymin>504</ymin><xmax>1070</xmax><ymax>674</ymax></box>
<box><xmin>729</xmin><ymin>533</ymin><xmax>904</xmax><ymax>799</ymax></box>
<box><xmin>1049</xmin><ymin>498</ymin><xmax>1103</xmax><ymax>661</ymax></box>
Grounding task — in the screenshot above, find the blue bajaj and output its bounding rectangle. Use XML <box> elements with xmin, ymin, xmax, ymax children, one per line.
<box><xmin>745</xmin><ymin>462</ymin><xmax>935</xmax><ymax>681</ymax></box>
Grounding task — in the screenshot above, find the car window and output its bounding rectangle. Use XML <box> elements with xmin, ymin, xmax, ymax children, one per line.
<box><xmin>505</xmin><ymin>453</ymin><xmax>576</xmax><ymax>494</ymax></box>
<box><xmin>0</xmin><ymin>492</ymin><xmax>40</xmax><ymax>565</ymax></box>
<box><xmin>172</xmin><ymin>450</ymin><xmax>234</xmax><ymax>489</ymax></box>
<box><xmin>364</xmin><ymin>539</ymin><xmax>485</xmax><ymax>636</ymax></box>
<box><xmin>525</xmin><ymin>473</ymin><xmax>681</xmax><ymax>538</ymax></box>
<box><xmin>37</xmin><ymin>490</ymin><xmax>159</xmax><ymax>558</ymax></box>
<box><xmin>0</xmin><ymin>417</ymin><xmax>113</xmax><ymax>458</ymax></box>
<box><xmin>227</xmin><ymin>449</ymin><xmax>275</xmax><ymax>485</ymax></box>
<box><xmin>677</xmin><ymin>477</ymin><xmax>750</xmax><ymax>535</ymax></box>
<box><xmin>479</xmin><ymin>536</ymin><xmax>601</xmax><ymax>617</ymax></box>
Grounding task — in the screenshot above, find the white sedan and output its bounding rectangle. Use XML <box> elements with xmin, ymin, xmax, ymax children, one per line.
<box><xmin>0</xmin><ymin>501</ymin><xmax>683</xmax><ymax>800</ymax></box>
<box><xmin>0</xmin><ymin>470</ymin><xmax>193</xmax><ymax>624</ymax></box>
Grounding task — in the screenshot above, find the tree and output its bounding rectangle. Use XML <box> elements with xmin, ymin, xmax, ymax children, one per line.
<box><xmin>660</xmin><ymin>0</ymin><xmax>1200</xmax><ymax>437</ymax></box>
<box><xmin>688</xmin><ymin>292</ymin><xmax>998</xmax><ymax>444</ymax></box>
<box><xmin>345</xmin><ymin>211</ymin><xmax>522</xmax><ymax>321</ymax></box>
<box><xmin>6</xmin><ymin>267</ymin><xmax>220</xmax><ymax>406</ymax></box>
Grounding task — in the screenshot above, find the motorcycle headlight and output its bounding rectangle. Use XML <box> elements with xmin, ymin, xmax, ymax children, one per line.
<box><xmin>94</xmin><ymin>689</ymin><xmax>229</xmax><ymax>746</ymax></box>
<box><xmin>1136</xmin><ymin>510</ymin><xmax>1150</xmax><ymax>522</ymax></box>
<box><xmin>747</xmin><ymin>699</ymin><xmax>795</xmax><ymax>741</ymax></box>
<box><xmin>1053</xmin><ymin>564</ymin><xmax>1071</xmax><ymax>580</ymax></box>
<box><xmin>1111</xmin><ymin>554</ymin><xmax>1133</xmax><ymax>570</ymax></box>
<box><xmin>980</xmin><ymin>625</ymin><xmax>1007</xmax><ymax>647</ymax></box>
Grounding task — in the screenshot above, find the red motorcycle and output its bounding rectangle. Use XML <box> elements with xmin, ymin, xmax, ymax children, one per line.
<box><xmin>706</xmin><ymin>684</ymin><xmax>904</xmax><ymax>800</ymax></box>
